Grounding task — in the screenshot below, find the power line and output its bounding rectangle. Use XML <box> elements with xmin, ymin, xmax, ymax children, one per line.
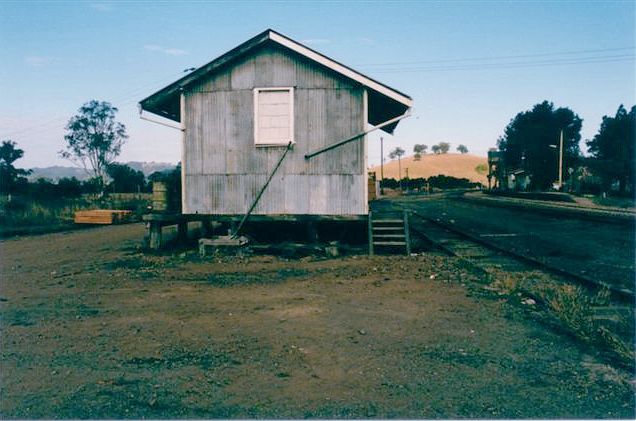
<box><xmin>2</xmin><ymin>70</ymin><xmax>186</xmax><ymax>139</ymax></box>
<box><xmin>356</xmin><ymin>46</ymin><xmax>635</xmax><ymax>68</ymax></box>
<box><xmin>5</xmin><ymin>46</ymin><xmax>635</xmax><ymax>138</ymax></box>
<box><xmin>368</xmin><ymin>54</ymin><xmax>635</xmax><ymax>73</ymax></box>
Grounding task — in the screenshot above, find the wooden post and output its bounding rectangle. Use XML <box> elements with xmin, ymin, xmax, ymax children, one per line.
<box><xmin>306</xmin><ymin>221</ymin><xmax>319</xmax><ymax>244</ymax></box>
<box><xmin>380</xmin><ymin>137</ymin><xmax>384</xmax><ymax>195</ymax></box>
<box><xmin>202</xmin><ymin>219</ymin><xmax>213</xmax><ymax>237</ymax></box>
<box><xmin>403</xmin><ymin>210</ymin><xmax>411</xmax><ymax>255</ymax></box>
<box><xmin>368</xmin><ymin>211</ymin><xmax>374</xmax><ymax>256</ymax></box>
<box><xmin>229</xmin><ymin>220</ymin><xmax>238</xmax><ymax>236</ymax></box>
<box><xmin>149</xmin><ymin>223</ymin><xmax>162</xmax><ymax>250</ymax></box>
<box><xmin>177</xmin><ymin>220</ymin><xmax>188</xmax><ymax>243</ymax></box>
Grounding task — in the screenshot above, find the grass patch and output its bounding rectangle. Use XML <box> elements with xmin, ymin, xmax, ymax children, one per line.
<box><xmin>489</xmin><ymin>272</ymin><xmax>635</xmax><ymax>368</ymax></box>
<box><xmin>0</xmin><ymin>194</ymin><xmax>150</xmax><ymax>235</ymax></box>
<box><xmin>0</xmin><ymin>197</ymin><xmax>90</xmax><ymax>228</ymax></box>
<box><xmin>591</xmin><ymin>196</ymin><xmax>635</xmax><ymax>209</ymax></box>
<box><xmin>475</xmin><ymin>163</ymin><xmax>488</xmax><ymax>175</ymax></box>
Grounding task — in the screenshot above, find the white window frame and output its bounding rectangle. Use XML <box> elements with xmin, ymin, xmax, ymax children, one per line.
<box><xmin>253</xmin><ymin>87</ymin><xmax>294</xmax><ymax>147</ymax></box>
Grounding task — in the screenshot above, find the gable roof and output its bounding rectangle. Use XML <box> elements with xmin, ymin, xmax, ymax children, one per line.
<box><xmin>139</xmin><ymin>29</ymin><xmax>413</xmax><ymax>134</ymax></box>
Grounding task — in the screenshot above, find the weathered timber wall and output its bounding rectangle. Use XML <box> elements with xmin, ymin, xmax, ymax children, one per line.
<box><xmin>183</xmin><ymin>43</ymin><xmax>366</xmax><ymax>216</ymax></box>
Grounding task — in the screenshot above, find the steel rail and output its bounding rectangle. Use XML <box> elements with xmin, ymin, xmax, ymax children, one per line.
<box><xmin>395</xmin><ymin>203</ymin><xmax>635</xmax><ymax>302</ymax></box>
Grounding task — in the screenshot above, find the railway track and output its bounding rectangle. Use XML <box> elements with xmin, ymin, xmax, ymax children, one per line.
<box><xmin>373</xmin><ymin>196</ymin><xmax>634</xmax><ymax>366</ymax></box>
<box><xmin>407</xmin><ymin>210</ymin><xmax>636</xmax><ymax>357</ymax></box>
<box><xmin>407</xmin><ymin>210</ymin><xmax>634</xmax><ymax>303</ymax></box>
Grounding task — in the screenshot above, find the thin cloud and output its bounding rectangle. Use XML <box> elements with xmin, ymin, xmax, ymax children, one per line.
<box><xmin>144</xmin><ymin>44</ymin><xmax>188</xmax><ymax>56</ymax></box>
<box><xmin>89</xmin><ymin>3</ymin><xmax>113</xmax><ymax>12</ymax></box>
<box><xmin>357</xmin><ymin>37</ymin><xmax>375</xmax><ymax>46</ymax></box>
<box><xmin>301</xmin><ymin>39</ymin><xmax>331</xmax><ymax>46</ymax></box>
<box><xmin>25</xmin><ymin>56</ymin><xmax>56</xmax><ymax>67</ymax></box>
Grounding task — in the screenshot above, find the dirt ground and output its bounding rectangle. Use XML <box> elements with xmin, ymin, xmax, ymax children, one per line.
<box><xmin>1</xmin><ymin>224</ymin><xmax>634</xmax><ymax>418</ymax></box>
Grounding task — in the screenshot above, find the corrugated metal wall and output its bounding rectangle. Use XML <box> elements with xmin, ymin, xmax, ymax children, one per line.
<box><xmin>183</xmin><ymin>44</ymin><xmax>366</xmax><ymax>216</ymax></box>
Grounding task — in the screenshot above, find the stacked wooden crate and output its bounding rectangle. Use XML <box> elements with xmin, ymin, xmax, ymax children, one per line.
<box><xmin>74</xmin><ymin>210</ymin><xmax>133</xmax><ymax>225</ymax></box>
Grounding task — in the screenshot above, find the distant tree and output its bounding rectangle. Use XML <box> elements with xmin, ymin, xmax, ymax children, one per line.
<box><xmin>28</xmin><ymin>178</ymin><xmax>57</xmax><ymax>199</ymax></box>
<box><xmin>60</xmin><ymin>100</ymin><xmax>128</xmax><ymax>193</ymax></box>
<box><xmin>497</xmin><ymin>101</ymin><xmax>582</xmax><ymax>190</ymax></box>
<box><xmin>388</xmin><ymin>147</ymin><xmax>406</xmax><ymax>187</ymax></box>
<box><xmin>428</xmin><ymin>175</ymin><xmax>479</xmax><ymax>190</ymax></box>
<box><xmin>81</xmin><ymin>177</ymin><xmax>103</xmax><ymax>195</ymax></box>
<box><xmin>0</xmin><ymin>140</ymin><xmax>31</xmax><ymax>194</ymax></box>
<box><xmin>438</xmin><ymin>142</ymin><xmax>451</xmax><ymax>154</ymax></box>
<box><xmin>431</xmin><ymin>145</ymin><xmax>441</xmax><ymax>154</ymax></box>
<box><xmin>586</xmin><ymin>105</ymin><xmax>635</xmax><ymax>195</ymax></box>
<box><xmin>413</xmin><ymin>144</ymin><xmax>427</xmax><ymax>161</ymax></box>
<box><xmin>414</xmin><ymin>144</ymin><xmax>428</xmax><ymax>154</ymax></box>
<box><xmin>106</xmin><ymin>162</ymin><xmax>146</xmax><ymax>193</ymax></box>
<box><xmin>457</xmin><ymin>144</ymin><xmax>469</xmax><ymax>154</ymax></box>
<box><xmin>56</xmin><ymin>177</ymin><xmax>83</xmax><ymax>197</ymax></box>
<box><xmin>388</xmin><ymin>147</ymin><xmax>405</xmax><ymax>162</ymax></box>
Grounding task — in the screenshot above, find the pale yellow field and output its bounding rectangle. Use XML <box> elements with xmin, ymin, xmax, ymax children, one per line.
<box><xmin>369</xmin><ymin>153</ymin><xmax>488</xmax><ymax>185</ymax></box>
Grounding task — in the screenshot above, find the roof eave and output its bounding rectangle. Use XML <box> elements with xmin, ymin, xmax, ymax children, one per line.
<box><xmin>139</xmin><ymin>29</ymin><xmax>274</xmax><ymax>122</ymax></box>
<box><xmin>139</xmin><ymin>29</ymin><xmax>413</xmax><ymax>129</ymax></box>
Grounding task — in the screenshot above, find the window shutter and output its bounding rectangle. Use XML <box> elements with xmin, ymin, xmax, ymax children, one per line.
<box><xmin>254</xmin><ymin>88</ymin><xmax>293</xmax><ymax>145</ymax></box>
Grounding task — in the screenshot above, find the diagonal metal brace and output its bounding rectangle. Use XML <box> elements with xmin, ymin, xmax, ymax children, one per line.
<box><xmin>232</xmin><ymin>142</ymin><xmax>293</xmax><ymax>238</ymax></box>
<box><xmin>304</xmin><ymin>111</ymin><xmax>411</xmax><ymax>160</ymax></box>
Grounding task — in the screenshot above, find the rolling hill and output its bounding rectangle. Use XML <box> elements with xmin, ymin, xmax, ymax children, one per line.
<box><xmin>369</xmin><ymin>153</ymin><xmax>488</xmax><ymax>185</ymax></box>
<box><xmin>27</xmin><ymin>161</ymin><xmax>176</xmax><ymax>181</ymax></box>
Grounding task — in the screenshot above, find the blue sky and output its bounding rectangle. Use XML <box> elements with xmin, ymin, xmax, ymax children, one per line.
<box><xmin>1</xmin><ymin>1</ymin><xmax>634</xmax><ymax>168</ymax></box>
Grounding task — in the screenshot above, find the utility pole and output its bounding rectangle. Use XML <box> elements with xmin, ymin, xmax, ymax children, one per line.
<box><xmin>405</xmin><ymin>167</ymin><xmax>409</xmax><ymax>192</ymax></box>
<box><xmin>380</xmin><ymin>137</ymin><xmax>384</xmax><ymax>195</ymax></box>
<box><xmin>558</xmin><ymin>129</ymin><xmax>564</xmax><ymax>190</ymax></box>
<box><xmin>398</xmin><ymin>156</ymin><xmax>402</xmax><ymax>192</ymax></box>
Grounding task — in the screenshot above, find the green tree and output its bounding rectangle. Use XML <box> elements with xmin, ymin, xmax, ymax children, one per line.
<box><xmin>56</xmin><ymin>177</ymin><xmax>83</xmax><ymax>197</ymax></box>
<box><xmin>497</xmin><ymin>101</ymin><xmax>582</xmax><ymax>190</ymax></box>
<box><xmin>388</xmin><ymin>147</ymin><xmax>405</xmax><ymax>161</ymax></box>
<box><xmin>60</xmin><ymin>100</ymin><xmax>128</xmax><ymax>193</ymax></box>
<box><xmin>586</xmin><ymin>105</ymin><xmax>635</xmax><ymax>195</ymax></box>
<box><xmin>413</xmin><ymin>144</ymin><xmax>427</xmax><ymax>161</ymax></box>
<box><xmin>0</xmin><ymin>140</ymin><xmax>31</xmax><ymax>194</ymax></box>
<box><xmin>106</xmin><ymin>162</ymin><xmax>146</xmax><ymax>193</ymax></box>
<box><xmin>431</xmin><ymin>145</ymin><xmax>441</xmax><ymax>154</ymax></box>
<box><xmin>388</xmin><ymin>147</ymin><xmax>405</xmax><ymax>186</ymax></box>
<box><xmin>438</xmin><ymin>142</ymin><xmax>450</xmax><ymax>154</ymax></box>
<box><xmin>457</xmin><ymin>144</ymin><xmax>468</xmax><ymax>154</ymax></box>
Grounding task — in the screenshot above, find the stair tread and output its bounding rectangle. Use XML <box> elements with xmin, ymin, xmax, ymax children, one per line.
<box><xmin>374</xmin><ymin>234</ymin><xmax>405</xmax><ymax>238</ymax></box>
<box><xmin>373</xmin><ymin>219</ymin><xmax>403</xmax><ymax>223</ymax></box>
<box><xmin>373</xmin><ymin>227</ymin><xmax>404</xmax><ymax>231</ymax></box>
<box><xmin>374</xmin><ymin>241</ymin><xmax>407</xmax><ymax>246</ymax></box>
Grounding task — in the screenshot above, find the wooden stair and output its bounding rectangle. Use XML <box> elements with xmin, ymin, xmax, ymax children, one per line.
<box><xmin>368</xmin><ymin>210</ymin><xmax>411</xmax><ymax>255</ymax></box>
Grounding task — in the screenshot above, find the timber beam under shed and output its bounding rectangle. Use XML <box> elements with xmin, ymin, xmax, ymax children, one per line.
<box><xmin>142</xmin><ymin>213</ymin><xmax>369</xmax><ymax>250</ymax></box>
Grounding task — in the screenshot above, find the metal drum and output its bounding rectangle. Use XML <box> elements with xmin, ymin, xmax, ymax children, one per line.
<box><xmin>152</xmin><ymin>182</ymin><xmax>169</xmax><ymax>213</ymax></box>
